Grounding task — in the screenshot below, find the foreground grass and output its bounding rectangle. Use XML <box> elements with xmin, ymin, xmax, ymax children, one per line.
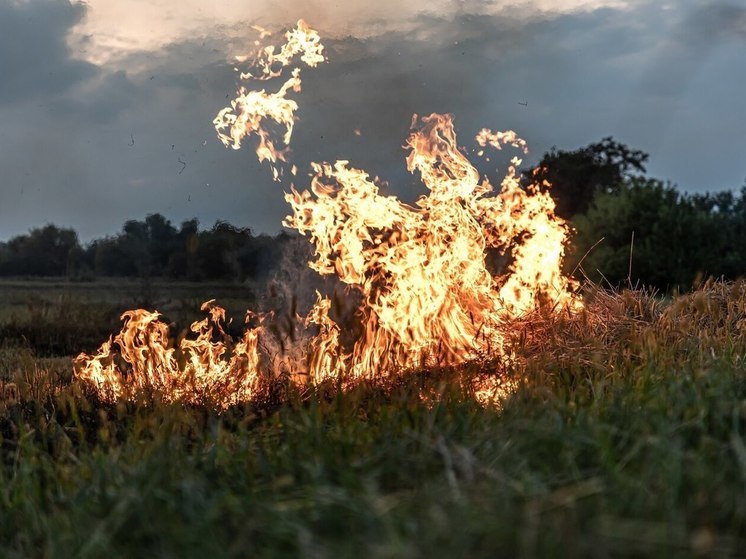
<box><xmin>2</xmin><ymin>281</ymin><xmax>746</xmax><ymax>557</ymax></box>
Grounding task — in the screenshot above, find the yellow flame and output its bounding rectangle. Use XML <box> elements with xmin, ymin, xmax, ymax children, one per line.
<box><xmin>286</xmin><ymin>113</ymin><xmax>580</xmax><ymax>381</ymax></box>
<box><xmin>473</xmin><ymin>374</ymin><xmax>518</xmax><ymax>409</ymax></box>
<box><xmin>213</xmin><ymin>19</ymin><xmax>326</xmax><ymax>180</ymax></box>
<box><xmin>75</xmin><ymin>21</ymin><xmax>582</xmax><ymax>408</ymax></box>
<box><xmin>74</xmin><ymin>301</ymin><xmax>261</xmax><ymax>409</ymax></box>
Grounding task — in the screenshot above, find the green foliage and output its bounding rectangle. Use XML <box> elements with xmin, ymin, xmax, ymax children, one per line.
<box><xmin>0</xmin><ymin>225</ymin><xmax>80</xmax><ymax>277</ymax></box>
<box><xmin>527</xmin><ymin>137</ymin><xmax>746</xmax><ymax>292</ymax></box>
<box><xmin>527</xmin><ymin>137</ymin><xmax>648</xmax><ymax>219</ymax></box>
<box><xmin>570</xmin><ymin>180</ymin><xmax>746</xmax><ymax>291</ymax></box>
<box><xmin>0</xmin><ymin>215</ymin><xmax>293</xmax><ymax>282</ymax></box>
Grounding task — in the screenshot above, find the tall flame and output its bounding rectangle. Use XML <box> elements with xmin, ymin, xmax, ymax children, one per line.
<box><xmin>285</xmin><ymin>113</ymin><xmax>579</xmax><ymax>380</ymax></box>
<box><xmin>75</xmin><ymin>21</ymin><xmax>581</xmax><ymax>409</ymax></box>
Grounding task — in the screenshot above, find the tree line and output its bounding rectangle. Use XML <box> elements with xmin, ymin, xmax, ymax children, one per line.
<box><xmin>0</xmin><ymin>215</ymin><xmax>292</xmax><ymax>282</ymax></box>
<box><xmin>1</xmin><ymin>140</ymin><xmax>745</xmax><ymax>291</ymax></box>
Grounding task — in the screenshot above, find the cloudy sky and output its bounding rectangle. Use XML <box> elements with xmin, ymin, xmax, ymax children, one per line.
<box><xmin>0</xmin><ymin>0</ymin><xmax>744</xmax><ymax>241</ymax></box>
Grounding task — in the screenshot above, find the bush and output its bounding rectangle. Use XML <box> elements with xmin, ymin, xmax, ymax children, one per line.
<box><xmin>569</xmin><ymin>179</ymin><xmax>741</xmax><ymax>291</ymax></box>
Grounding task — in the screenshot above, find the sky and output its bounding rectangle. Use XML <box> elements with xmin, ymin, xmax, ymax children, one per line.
<box><xmin>0</xmin><ymin>0</ymin><xmax>744</xmax><ymax>242</ymax></box>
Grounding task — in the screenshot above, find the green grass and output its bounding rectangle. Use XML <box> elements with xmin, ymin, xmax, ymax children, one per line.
<box><xmin>2</xmin><ymin>280</ymin><xmax>746</xmax><ymax>557</ymax></box>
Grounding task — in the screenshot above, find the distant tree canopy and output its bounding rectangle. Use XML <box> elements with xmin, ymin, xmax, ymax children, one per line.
<box><xmin>0</xmin><ymin>225</ymin><xmax>79</xmax><ymax>276</ymax></box>
<box><xmin>568</xmin><ymin>180</ymin><xmax>746</xmax><ymax>291</ymax></box>
<box><xmin>0</xmin><ymin>214</ymin><xmax>292</xmax><ymax>282</ymax></box>
<box><xmin>526</xmin><ymin>137</ymin><xmax>648</xmax><ymax>219</ymax></box>
<box><xmin>523</xmin><ymin>137</ymin><xmax>746</xmax><ymax>291</ymax></box>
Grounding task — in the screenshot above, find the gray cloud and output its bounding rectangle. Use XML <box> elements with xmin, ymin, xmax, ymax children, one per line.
<box><xmin>51</xmin><ymin>70</ymin><xmax>142</xmax><ymax>124</ymax></box>
<box><xmin>1</xmin><ymin>1</ymin><xmax>745</xmax><ymax>242</ymax></box>
<box><xmin>682</xmin><ymin>2</ymin><xmax>746</xmax><ymax>43</ymax></box>
<box><xmin>621</xmin><ymin>2</ymin><xmax>746</xmax><ymax>179</ymax></box>
<box><xmin>284</xmin><ymin>8</ymin><xmax>658</xmax><ymax>198</ymax></box>
<box><xmin>0</xmin><ymin>0</ymin><xmax>96</xmax><ymax>103</ymax></box>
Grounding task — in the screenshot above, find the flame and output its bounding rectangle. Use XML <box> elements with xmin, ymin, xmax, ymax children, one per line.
<box><xmin>1</xmin><ymin>380</ymin><xmax>19</xmax><ymax>412</ymax></box>
<box><xmin>75</xmin><ymin>21</ymin><xmax>582</xmax><ymax>408</ymax></box>
<box><xmin>74</xmin><ymin>301</ymin><xmax>261</xmax><ymax>409</ymax></box>
<box><xmin>285</xmin><ymin>113</ymin><xmax>579</xmax><ymax>380</ymax></box>
<box><xmin>473</xmin><ymin>374</ymin><xmax>518</xmax><ymax>409</ymax></box>
<box><xmin>213</xmin><ymin>19</ymin><xmax>326</xmax><ymax>180</ymax></box>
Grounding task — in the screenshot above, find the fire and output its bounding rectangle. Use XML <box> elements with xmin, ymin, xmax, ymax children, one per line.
<box><xmin>285</xmin><ymin>113</ymin><xmax>579</xmax><ymax>380</ymax></box>
<box><xmin>1</xmin><ymin>380</ymin><xmax>19</xmax><ymax>413</ymax></box>
<box><xmin>75</xmin><ymin>20</ymin><xmax>581</xmax><ymax>409</ymax></box>
<box><xmin>213</xmin><ymin>20</ymin><xmax>325</xmax><ymax>181</ymax></box>
<box><xmin>74</xmin><ymin>301</ymin><xmax>261</xmax><ymax>409</ymax></box>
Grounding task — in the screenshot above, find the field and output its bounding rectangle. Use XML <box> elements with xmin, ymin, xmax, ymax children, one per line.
<box><xmin>2</xmin><ymin>278</ymin><xmax>746</xmax><ymax>557</ymax></box>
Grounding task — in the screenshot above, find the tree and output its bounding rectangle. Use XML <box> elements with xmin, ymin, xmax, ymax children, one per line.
<box><xmin>527</xmin><ymin>138</ymin><xmax>648</xmax><ymax>219</ymax></box>
<box><xmin>0</xmin><ymin>225</ymin><xmax>80</xmax><ymax>276</ymax></box>
<box><xmin>93</xmin><ymin>237</ymin><xmax>137</xmax><ymax>277</ymax></box>
<box><xmin>191</xmin><ymin>222</ymin><xmax>254</xmax><ymax>281</ymax></box>
<box><xmin>569</xmin><ymin>179</ymin><xmax>735</xmax><ymax>290</ymax></box>
<box><xmin>145</xmin><ymin>213</ymin><xmax>178</xmax><ymax>275</ymax></box>
<box><xmin>165</xmin><ymin>219</ymin><xmax>200</xmax><ymax>279</ymax></box>
<box><xmin>97</xmin><ymin>214</ymin><xmax>180</xmax><ymax>277</ymax></box>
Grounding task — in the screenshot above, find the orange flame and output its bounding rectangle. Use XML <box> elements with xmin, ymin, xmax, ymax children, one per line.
<box><xmin>285</xmin><ymin>113</ymin><xmax>579</xmax><ymax>381</ymax></box>
<box><xmin>75</xmin><ymin>21</ymin><xmax>581</xmax><ymax>408</ymax></box>
<box><xmin>74</xmin><ymin>301</ymin><xmax>261</xmax><ymax>409</ymax></box>
<box><xmin>213</xmin><ymin>19</ymin><xmax>326</xmax><ymax>180</ymax></box>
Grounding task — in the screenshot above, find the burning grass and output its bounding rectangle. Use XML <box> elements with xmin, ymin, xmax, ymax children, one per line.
<box><xmin>73</xmin><ymin>20</ymin><xmax>588</xmax><ymax>408</ymax></box>
<box><xmin>3</xmin><ymin>281</ymin><xmax>746</xmax><ymax>556</ymax></box>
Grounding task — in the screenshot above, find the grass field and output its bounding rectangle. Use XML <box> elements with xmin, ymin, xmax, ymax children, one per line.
<box><xmin>0</xmin><ymin>278</ymin><xmax>258</xmax><ymax>357</ymax></box>
<box><xmin>2</xmin><ymin>278</ymin><xmax>746</xmax><ymax>557</ymax></box>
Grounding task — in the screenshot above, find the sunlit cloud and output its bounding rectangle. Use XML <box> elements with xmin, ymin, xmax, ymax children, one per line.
<box><xmin>70</xmin><ymin>0</ymin><xmax>635</xmax><ymax>66</ymax></box>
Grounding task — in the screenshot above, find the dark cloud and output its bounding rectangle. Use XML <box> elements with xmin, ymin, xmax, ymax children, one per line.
<box><xmin>52</xmin><ymin>70</ymin><xmax>141</xmax><ymax>124</ymax></box>
<box><xmin>636</xmin><ymin>2</ymin><xmax>746</xmax><ymax>93</ymax></box>
<box><xmin>0</xmin><ymin>0</ymin><xmax>96</xmax><ymax>103</ymax></box>
<box><xmin>623</xmin><ymin>2</ymin><xmax>746</xmax><ymax>169</ymax></box>
<box><xmin>281</xmin><ymin>8</ymin><xmax>657</xmax><ymax>201</ymax></box>
<box><xmin>0</xmin><ymin>2</ymin><xmax>745</xmax><ymax>242</ymax></box>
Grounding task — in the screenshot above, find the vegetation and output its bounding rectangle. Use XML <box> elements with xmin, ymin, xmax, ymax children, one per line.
<box><xmin>2</xmin><ymin>280</ymin><xmax>746</xmax><ymax>557</ymax></box>
<box><xmin>526</xmin><ymin>136</ymin><xmax>649</xmax><ymax>219</ymax></box>
<box><xmin>0</xmin><ymin>216</ymin><xmax>292</xmax><ymax>282</ymax></box>
<box><xmin>569</xmin><ymin>179</ymin><xmax>746</xmax><ymax>291</ymax></box>
<box><xmin>0</xmin><ymin>278</ymin><xmax>258</xmax><ymax>356</ymax></box>
<box><xmin>522</xmin><ymin>138</ymin><xmax>746</xmax><ymax>291</ymax></box>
